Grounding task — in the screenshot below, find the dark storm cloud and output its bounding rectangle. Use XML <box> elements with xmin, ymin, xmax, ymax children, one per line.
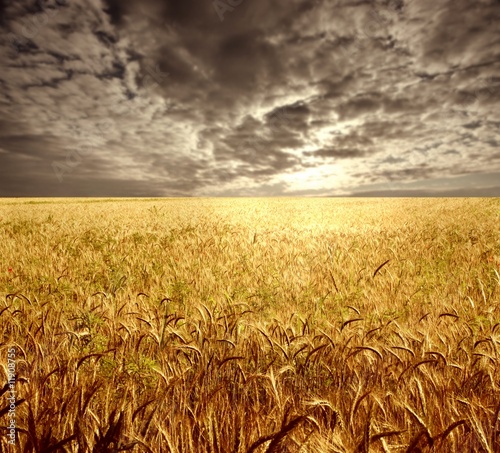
<box><xmin>351</xmin><ymin>186</ymin><xmax>500</xmax><ymax>197</ymax></box>
<box><xmin>218</xmin><ymin>130</ymin><xmax>302</xmax><ymax>173</ymax></box>
<box><xmin>350</xmin><ymin>172</ymin><xmax>500</xmax><ymax>197</ymax></box>
<box><xmin>372</xmin><ymin>165</ymin><xmax>435</xmax><ymax>182</ymax></box>
<box><xmin>100</xmin><ymin>0</ymin><xmax>298</xmax><ymax>116</ymax></box>
<box><xmin>356</xmin><ymin>119</ymin><xmax>414</xmax><ymax>140</ymax></box>
<box><xmin>305</xmin><ymin>148</ymin><xmax>366</xmax><ymax>159</ymax></box>
<box><xmin>0</xmin><ymin>0</ymin><xmax>6</xmax><ymax>26</ymax></box>
<box><xmin>462</xmin><ymin>121</ymin><xmax>482</xmax><ymax>130</ymax></box>
<box><xmin>0</xmin><ymin>134</ymin><xmax>64</xmax><ymax>160</ymax></box>
<box><xmin>336</xmin><ymin>95</ymin><xmax>381</xmax><ymax>120</ymax></box>
<box><xmin>0</xmin><ymin>0</ymin><xmax>500</xmax><ymax>196</ymax></box>
<box><xmin>264</xmin><ymin>101</ymin><xmax>311</xmax><ymax>131</ymax></box>
<box><xmin>0</xmin><ymin>142</ymin><xmax>201</xmax><ymax>197</ymax></box>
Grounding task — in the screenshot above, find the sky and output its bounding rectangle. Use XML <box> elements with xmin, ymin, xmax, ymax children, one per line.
<box><xmin>0</xmin><ymin>0</ymin><xmax>499</xmax><ymax>197</ymax></box>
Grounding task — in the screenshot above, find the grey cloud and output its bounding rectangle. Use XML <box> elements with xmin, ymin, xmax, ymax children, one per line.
<box><xmin>348</xmin><ymin>171</ymin><xmax>500</xmax><ymax>197</ymax></box>
<box><xmin>0</xmin><ymin>134</ymin><xmax>65</xmax><ymax>160</ymax></box>
<box><xmin>0</xmin><ymin>0</ymin><xmax>6</xmax><ymax>25</ymax></box>
<box><xmin>217</xmin><ymin>134</ymin><xmax>302</xmax><ymax>171</ymax></box>
<box><xmin>264</xmin><ymin>101</ymin><xmax>310</xmax><ymax>131</ymax></box>
<box><xmin>380</xmin><ymin>155</ymin><xmax>405</xmax><ymax>164</ymax></box>
<box><xmin>0</xmin><ymin>0</ymin><xmax>499</xmax><ymax>195</ymax></box>
<box><xmin>305</xmin><ymin>148</ymin><xmax>366</xmax><ymax>159</ymax></box>
<box><xmin>336</xmin><ymin>95</ymin><xmax>381</xmax><ymax>120</ymax></box>
<box><xmin>358</xmin><ymin>119</ymin><xmax>420</xmax><ymax>142</ymax></box>
<box><xmin>463</xmin><ymin>121</ymin><xmax>482</xmax><ymax>129</ymax></box>
<box><xmin>350</xmin><ymin>186</ymin><xmax>500</xmax><ymax>197</ymax></box>
<box><xmin>335</xmin><ymin>130</ymin><xmax>373</xmax><ymax>147</ymax></box>
<box><xmin>209</xmin><ymin>111</ymin><xmax>305</xmax><ymax>179</ymax></box>
<box><xmin>413</xmin><ymin>0</ymin><xmax>500</xmax><ymax>70</ymax></box>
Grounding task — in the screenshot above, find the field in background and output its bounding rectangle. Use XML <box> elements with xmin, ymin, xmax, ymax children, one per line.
<box><xmin>1</xmin><ymin>198</ymin><xmax>499</xmax><ymax>452</ymax></box>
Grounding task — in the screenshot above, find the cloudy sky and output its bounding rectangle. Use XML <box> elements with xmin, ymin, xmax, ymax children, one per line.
<box><xmin>0</xmin><ymin>0</ymin><xmax>499</xmax><ymax>196</ymax></box>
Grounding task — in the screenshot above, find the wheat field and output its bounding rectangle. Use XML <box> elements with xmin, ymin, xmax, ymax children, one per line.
<box><xmin>1</xmin><ymin>197</ymin><xmax>499</xmax><ymax>452</ymax></box>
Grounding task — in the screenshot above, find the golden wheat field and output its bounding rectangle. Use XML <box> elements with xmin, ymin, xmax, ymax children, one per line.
<box><xmin>1</xmin><ymin>197</ymin><xmax>499</xmax><ymax>452</ymax></box>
